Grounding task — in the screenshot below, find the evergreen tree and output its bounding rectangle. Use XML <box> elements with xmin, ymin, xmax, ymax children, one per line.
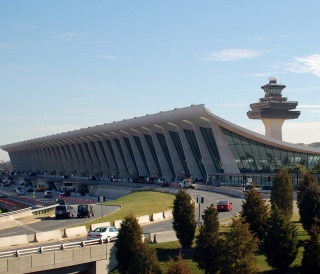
<box><xmin>270</xmin><ymin>168</ymin><xmax>293</xmax><ymax>219</ymax></box>
<box><xmin>264</xmin><ymin>207</ymin><xmax>298</xmax><ymax>271</ymax></box>
<box><xmin>310</xmin><ymin>159</ymin><xmax>320</xmax><ymax>174</ymax></box>
<box><xmin>301</xmin><ymin>220</ymin><xmax>320</xmax><ymax>273</ymax></box>
<box><xmin>115</xmin><ymin>214</ymin><xmax>162</xmax><ymax>274</ymax></box>
<box><xmin>218</xmin><ymin>218</ymin><xmax>259</xmax><ymax>274</ymax></box>
<box><xmin>297</xmin><ymin>173</ymin><xmax>320</xmax><ymax>231</ymax></box>
<box><xmin>172</xmin><ymin>189</ymin><xmax>197</xmax><ymax>249</ymax></box>
<box><xmin>194</xmin><ymin>204</ymin><xmax>220</xmax><ymax>274</ymax></box>
<box><xmin>241</xmin><ymin>188</ymin><xmax>269</xmax><ymax>240</ymax></box>
<box><xmin>165</xmin><ymin>252</ymin><xmax>192</xmax><ymax>274</ymax></box>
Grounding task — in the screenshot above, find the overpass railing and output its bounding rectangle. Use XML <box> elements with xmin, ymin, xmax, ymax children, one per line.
<box><xmin>0</xmin><ymin>239</ymin><xmax>103</xmax><ymax>258</ymax></box>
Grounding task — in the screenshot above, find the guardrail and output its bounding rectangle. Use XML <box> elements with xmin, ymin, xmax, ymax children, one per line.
<box><xmin>0</xmin><ymin>203</ymin><xmax>57</xmax><ymax>218</ymax></box>
<box><xmin>0</xmin><ymin>239</ymin><xmax>103</xmax><ymax>258</ymax></box>
<box><xmin>31</xmin><ymin>203</ymin><xmax>58</xmax><ymax>215</ymax></box>
<box><xmin>0</xmin><ymin>207</ymin><xmax>32</xmax><ymax>217</ymax></box>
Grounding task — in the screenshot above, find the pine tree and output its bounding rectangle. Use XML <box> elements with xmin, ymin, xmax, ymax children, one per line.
<box><xmin>264</xmin><ymin>207</ymin><xmax>298</xmax><ymax>271</ymax></box>
<box><xmin>301</xmin><ymin>220</ymin><xmax>320</xmax><ymax>273</ymax></box>
<box><xmin>218</xmin><ymin>218</ymin><xmax>259</xmax><ymax>274</ymax></box>
<box><xmin>310</xmin><ymin>159</ymin><xmax>320</xmax><ymax>174</ymax></box>
<box><xmin>115</xmin><ymin>214</ymin><xmax>162</xmax><ymax>274</ymax></box>
<box><xmin>241</xmin><ymin>188</ymin><xmax>269</xmax><ymax>240</ymax></box>
<box><xmin>270</xmin><ymin>168</ymin><xmax>293</xmax><ymax>219</ymax></box>
<box><xmin>165</xmin><ymin>252</ymin><xmax>192</xmax><ymax>274</ymax></box>
<box><xmin>298</xmin><ymin>173</ymin><xmax>320</xmax><ymax>231</ymax></box>
<box><xmin>172</xmin><ymin>189</ymin><xmax>197</xmax><ymax>249</ymax></box>
<box><xmin>194</xmin><ymin>204</ymin><xmax>220</xmax><ymax>274</ymax></box>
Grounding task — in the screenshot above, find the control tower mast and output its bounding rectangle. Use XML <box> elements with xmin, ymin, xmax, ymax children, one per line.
<box><xmin>247</xmin><ymin>77</ymin><xmax>300</xmax><ymax>140</ymax></box>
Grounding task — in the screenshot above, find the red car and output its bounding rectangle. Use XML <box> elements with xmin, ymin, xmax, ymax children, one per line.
<box><xmin>217</xmin><ymin>201</ymin><xmax>233</xmax><ymax>212</ymax></box>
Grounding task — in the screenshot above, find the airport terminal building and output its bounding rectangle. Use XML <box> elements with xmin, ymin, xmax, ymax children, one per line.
<box><xmin>1</xmin><ymin>79</ymin><xmax>320</xmax><ymax>186</ymax></box>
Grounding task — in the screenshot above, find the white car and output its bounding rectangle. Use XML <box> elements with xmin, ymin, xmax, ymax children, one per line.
<box><xmin>44</xmin><ymin>190</ymin><xmax>53</xmax><ymax>198</ymax></box>
<box><xmin>87</xmin><ymin>226</ymin><xmax>119</xmax><ymax>243</ymax></box>
<box><xmin>156</xmin><ymin>178</ymin><xmax>166</xmax><ymax>185</ymax></box>
<box><xmin>17</xmin><ymin>189</ymin><xmax>26</xmax><ymax>196</ymax></box>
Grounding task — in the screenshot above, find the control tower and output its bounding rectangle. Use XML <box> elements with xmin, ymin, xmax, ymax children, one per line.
<box><xmin>247</xmin><ymin>77</ymin><xmax>300</xmax><ymax>140</ymax></box>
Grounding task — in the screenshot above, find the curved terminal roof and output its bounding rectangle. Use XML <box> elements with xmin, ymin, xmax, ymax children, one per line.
<box><xmin>1</xmin><ymin>104</ymin><xmax>320</xmax><ymax>155</ymax></box>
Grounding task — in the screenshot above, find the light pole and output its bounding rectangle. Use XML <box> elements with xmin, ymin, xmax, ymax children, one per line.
<box><xmin>242</xmin><ymin>171</ymin><xmax>246</xmax><ymax>191</ymax></box>
<box><xmin>197</xmin><ymin>196</ymin><xmax>204</xmax><ymax>226</ymax></box>
<box><xmin>295</xmin><ymin>167</ymin><xmax>300</xmax><ymax>190</ymax></box>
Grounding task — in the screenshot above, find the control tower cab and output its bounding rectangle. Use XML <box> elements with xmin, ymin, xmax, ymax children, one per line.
<box><xmin>247</xmin><ymin>77</ymin><xmax>300</xmax><ymax>140</ymax></box>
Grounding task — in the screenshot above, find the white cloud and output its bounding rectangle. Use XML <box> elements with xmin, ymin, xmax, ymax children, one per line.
<box><xmin>285</xmin><ymin>54</ymin><xmax>320</xmax><ymax>77</ymax></box>
<box><xmin>282</xmin><ymin>122</ymin><xmax>320</xmax><ymax>144</ymax></box>
<box><xmin>206</xmin><ymin>49</ymin><xmax>262</xmax><ymax>61</ymax></box>
<box><xmin>244</xmin><ymin>121</ymin><xmax>320</xmax><ymax>144</ymax></box>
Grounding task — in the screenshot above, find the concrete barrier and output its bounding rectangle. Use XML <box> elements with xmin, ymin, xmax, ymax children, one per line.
<box><xmin>151</xmin><ymin>212</ymin><xmax>164</xmax><ymax>222</ymax></box>
<box><xmin>0</xmin><ymin>234</ymin><xmax>29</xmax><ymax>248</ymax></box>
<box><xmin>149</xmin><ymin>231</ymin><xmax>178</xmax><ymax>243</ymax></box>
<box><xmin>137</xmin><ymin>215</ymin><xmax>150</xmax><ymax>225</ymax></box>
<box><xmin>113</xmin><ymin>220</ymin><xmax>122</xmax><ymax>228</ymax></box>
<box><xmin>90</xmin><ymin>222</ymin><xmax>111</xmax><ymax>231</ymax></box>
<box><xmin>34</xmin><ymin>230</ymin><xmax>62</xmax><ymax>242</ymax></box>
<box><xmin>0</xmin><ymin>215</ymin><xmax>13</xmax><ymax>223</ymax></box>
<box><xmin>63</xmin><ymin>226</ymin><xmax>88</xmax><ymax>238</ymax></box>
<box><xmin>163</xmin><ymin>210</ymin><xmax>173</xmax><ymax>219</ymax></box>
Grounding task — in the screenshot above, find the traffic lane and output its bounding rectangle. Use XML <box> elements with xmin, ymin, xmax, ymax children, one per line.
<box><xmin>187</xmin><ymin>189</ymin><xmax>243</xmax><ymax>221</ymax></box>
<box><xmin>142</xmin><ymin>190</ymin><xmax>243</xmax><ymax>234</ymax></box>
<box><xmin>0</xmin><ymin>205</ymin><xmax>120</xmax><ymax>237</ymax></box>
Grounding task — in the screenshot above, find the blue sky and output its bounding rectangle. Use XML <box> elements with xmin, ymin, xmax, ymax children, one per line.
<box><xmin>1</xmin><ymin>1</ymin><xmax>320</xmax><ymax>161</ymax></box>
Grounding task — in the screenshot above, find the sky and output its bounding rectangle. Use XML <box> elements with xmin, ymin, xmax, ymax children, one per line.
<box><xmin>1</xmin><ymin>0</ymin><xmax>320</xmax><ymax>161</ymax></box>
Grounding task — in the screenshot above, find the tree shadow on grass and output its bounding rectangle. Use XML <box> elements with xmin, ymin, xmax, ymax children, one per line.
<box><xmin>155</xmin><ymin>247</ymin><xmax>195</xmax><ymax>262</ymax></box>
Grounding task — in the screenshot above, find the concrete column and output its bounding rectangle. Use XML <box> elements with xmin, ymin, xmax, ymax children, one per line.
<box><xmin>262</xmin><ymin>118</ymin><xmax>285</xmax><ymax>140</ymax></box>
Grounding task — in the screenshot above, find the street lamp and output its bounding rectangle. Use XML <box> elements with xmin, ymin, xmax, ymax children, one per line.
<box><xmin>294</xmin><ymin>167</ymin><xmax>300</xmax><ymax>190</ymax></box>
<box><xmin>242</xmin><ymin>171</ymin><xmax>246</xmax><ymax>191</ymax></box>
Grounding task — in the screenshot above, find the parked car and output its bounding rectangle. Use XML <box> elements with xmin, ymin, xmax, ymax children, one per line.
<box><xmin>36</xmin><ymin>185</ymin><xmax>46</xmax><ymax>192</ymax></box>
<box><xmin>15</xmin><ymin>186</ymin><xmax>22</xmax><ymax>193</ymax></box>
<box><xmin>55</xmin><ymin>198</ymin><xmax>65</xmax><ymax>205</ymax></box>
<box><xmin>44</xmin><ymin>190</ymin><xmax>53</xmax><ymax>198</ymax></box>
<box><xmin>77</xmin><ymin>204</ymin><xmax>94</xmax><ymax>218</ymax></box>
<box><xmin>58</xmin><ymin>191</ymin><xmax>66</xmax><ymax>197</ymax></box>
<box><xmin>3</xmin><ymin>182</ymin><xmax>11</xmax><ymax>187</ymax></box>
<box><xmin>87</xmin><ymin>226</ymin><xmax>119</xmax><ymax>243</ymax></box>
<box><xmin>55</xmin><ymin>205</ymin><xmax>74</xmax><ymax>218</ymax></box>
<box><xmin>157</xmin><ymin>178</ymin><xmax>166</xmax><ymax>185</ymax></box>
<box><xmin>179</xmin><ymin>180</ymin><xmax>196</xmax><ymax>189</ymax></box>
<box><xmin>26</xmin><ymin>186</ymin><xmax>34</xmax><ymax>192</ymax></box>
<box><xmin>161</xmin><ymin>181</ymin><xmax>170</xmax><ymax>187</ymax></box>
<box><xmin>217</xmin><ymin>200</ymin><xmax>233</xmax><ymax>212</ymax></box>
<box><xmin>17</xmin><ymin>189</ymin><xmax>26</xmax><ymax>196</ymax></box>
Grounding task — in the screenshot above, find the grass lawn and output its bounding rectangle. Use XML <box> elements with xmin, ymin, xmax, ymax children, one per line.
<box><xmin>83</xmin><ymin>190</ymin><xmax>175</xmax><ymax>229</ymax></box>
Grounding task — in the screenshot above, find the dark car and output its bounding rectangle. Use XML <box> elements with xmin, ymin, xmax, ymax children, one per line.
<box><xmin>55</xmin><ymin>205</ymin><xmax>74</xmax><ymax>219</ymax></box>
<box><xmin>161</xmin><ymin>181</ymin><xmax>170</xmax><ymax>187</ymax></box>
<box><xmin>77</xmin><ymin>204</ymin><xmax>94</xmax><ymax>218</ymax></box>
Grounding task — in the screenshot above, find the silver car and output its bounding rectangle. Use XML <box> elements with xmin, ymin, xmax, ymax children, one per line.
<box><xmin>87</xmin><ymin>226</ymin><xmax>119</xmax><ymax>243</ymax></box>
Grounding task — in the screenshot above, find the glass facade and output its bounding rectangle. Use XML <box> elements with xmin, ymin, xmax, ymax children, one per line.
<box><xmin>133</xmin><ymin>135</ymin><xmax>149</xmax><ymax>175</ymax></box>
<box><xmin>156</xmin><ymin>133</ymin><xmax>175</xmax><ymax>177</ymax></box>
<box><xmin>169</xmin><ymin>131</ymin><xmax>190</xmax><ymax>177</ymax></box>
<box><xmin>200</xmin><ymin>127</ymin><xmax>223</xmax><ymax>172</ymax></box>
<box><xmin>222</xmin><ymin>128</ymin><xmax>320</xmax><ymax>173</ymax></box>
<box><xmin>144</xmin><ymin>134</ymin><xmax>161</xmax><ymax>174</ymax></box>
<box><xmin>184</xmin><ymin>129</ymin><xmax>206</xmax><ymax>180</ymax></box>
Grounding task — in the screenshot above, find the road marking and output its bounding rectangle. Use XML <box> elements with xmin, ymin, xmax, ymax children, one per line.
<box><xmin>13</xmin><ymin>220</ymin><xmax>41</xmax><ymax>233</ymax></box>
<box><xmin>0</xmin><ymin>232</ymin><xmax>15</xmax><ymax>236</ymax></box>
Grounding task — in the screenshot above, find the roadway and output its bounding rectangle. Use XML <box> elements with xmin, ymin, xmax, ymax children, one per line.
<box><xmin>0</xmin><ymin>186</ymin><xmax>242</xmax><ymax>240</ymax></box>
